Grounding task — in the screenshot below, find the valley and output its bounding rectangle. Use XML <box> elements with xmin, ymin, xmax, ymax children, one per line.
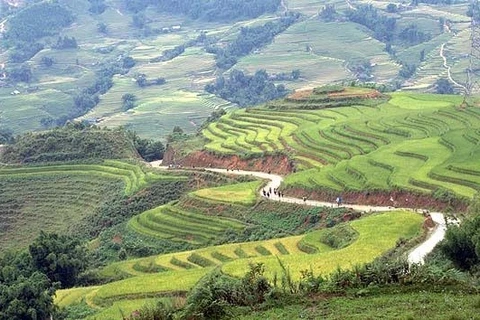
<box><xmin>1</xmin><ymin>0</ymin><xmax>480</xmax><ymax>319</ymax></box>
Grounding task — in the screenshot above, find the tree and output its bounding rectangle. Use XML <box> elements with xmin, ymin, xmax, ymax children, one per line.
<box><xmin>0</xmin><ymin>271</ymin><xmax>56</xmax><ymax>320</ymax></box>
<box><xmin>122</xmin><ymin>93</ymin><xmax>137</xmax><ymax>111</ymax></box>
<box><xmin>0</xmin><ymin>249</ymin><xmax>56</xmax><ymax>320</ymax></box>
<box><xmin>97</xmin><ymin>22</ymin><xmax>108</xmax><ymax>34</ymax></box>
<box><xmin>41</xmin><ymin>56</ymin><xmax>54</xmax><ymax>67</ymax></box>
<box><xmin>435</xmin><ymin>78</ymin><xmax>454</xmax><ymax>94</ymax></box>
<box><xmin>130</xmin><ymin>132</ymin><xmax>165</xmax><ymax>161</ymax></box>
<box><xmin>8</xmin><ymin>64</ymin><xmax>32</xmax><ymax>82</ymax></box>
<box><xmin>420</xmin><ymin>49</ymin><xmax>426</xmax><ymax>62</ymax></box>
<box><xmin>29</xmin><ymin>232</ymin><xmax>87</xmax><ymax>288</ymax></box>
<box><xmin>320</xmin><ymin>4</ymin><xmax>337</xmax><ymax>21</ymax></box>
<box><xmin>132</xmin><ymin>12</ymin><xmax>146</xmax><ymax>29</ymax></box>
<box><xmin>441</xmin><ymin>212</ymin><xmax>480</xmax><ymax>271</ymax></box>
<box><xmin>386</xmin><ymin>3</ymin><xmax>398</xmax><ymax>13</ymax></box>
<box><xmin>122</xmin><ymin>56</ymin><xmax>136</xmax><ymax>69</ymax></box>
<box><xmin>0</xmin><ymin>128</ymin><xmax>14</xmax><ymax>144</ymax></box>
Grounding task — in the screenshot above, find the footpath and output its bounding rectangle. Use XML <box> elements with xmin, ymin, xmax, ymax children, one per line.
<box><xmin>152</xmin><ymin>162</ymin><xmax>451</xmax><ymax>265</ymax></box>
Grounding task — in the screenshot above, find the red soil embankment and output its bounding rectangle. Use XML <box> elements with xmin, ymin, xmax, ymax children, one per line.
<box><xmin>163</xmin><ymin>149</ymin><xmax>294</xmax><ymax>175</ymax></box>
<box><xmin>285</xmin><ymin>188</ymin><xmax>468</xmax><ymax>212</ymax></box>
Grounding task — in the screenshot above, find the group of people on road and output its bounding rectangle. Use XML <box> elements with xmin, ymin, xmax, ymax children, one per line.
<box><xmin>262</xmin><ymin>187</ymin><xmax>284</xmax><ymax>198</ymax></box>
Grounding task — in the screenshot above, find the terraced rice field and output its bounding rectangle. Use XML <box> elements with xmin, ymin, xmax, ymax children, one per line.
<box><xmin>57</xmin><ymin>211</ymin><xmax>423</xmax><ymax>317</ymax></box>
<box><xmin>0</xmin><ymin>160</ymin><xmax>185</xmax><ymax>251</ymax></box>
<box><xmin>203</xmin><ymin>91</ymin><xmax>480</xmax><ymax>199</ymax></box>
<box><xmin>128</xmin><ymin>202</ymin><xmax>245</xmax><ymax>245</ymax></box>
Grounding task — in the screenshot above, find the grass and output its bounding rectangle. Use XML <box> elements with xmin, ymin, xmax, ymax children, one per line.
<box><xmin>57</xmin><ymin>210</ymin><xmax>423</xmax><ymax>317</ymax></box>
<box><xmin>235</xmin><ymin>292</ymin><xmax>480</xmax><ymax>319</ymax></box>
<box><xmin>127</xmin><ymin>202</ymin><xmax>245</xmax><ymax>245</ymax></box>
<box><xmin>192</xmin><ymin>181</ymin><xmax>263</xmax><ymax>206</ymax></box>
<box><xmin>203</xmin><ymin>90</ymin><xmax>480</xmax><ymax>200</ymax></box>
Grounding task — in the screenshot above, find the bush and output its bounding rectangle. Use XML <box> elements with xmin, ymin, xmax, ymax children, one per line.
<box><xmin>441</xmin><ymin>212</ymin><xmax>480</xmax><ymax>271</ymax></box>
<box><xmin>182</xmin><ymin>263</ymin><xmax>271</xmax><ymax>319</ymax></box>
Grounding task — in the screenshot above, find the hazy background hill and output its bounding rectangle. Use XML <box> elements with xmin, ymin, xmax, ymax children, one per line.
<box><xmin>0</xmin><ymin>0</ymin><xmax>474</xmax><ymax>140</ymax></box>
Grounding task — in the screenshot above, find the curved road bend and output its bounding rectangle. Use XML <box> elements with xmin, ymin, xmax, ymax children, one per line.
<box><xmin>151</xmin><ymin>163</ymin><xmax>450</xmax><ymax>265</ymax></box>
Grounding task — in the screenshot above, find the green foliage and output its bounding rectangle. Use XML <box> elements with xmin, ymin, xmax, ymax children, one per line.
<box><xmin>7</xmin><ymin>64</ymin><xmax>33</xmax><ymax>82</ymax></box>
<box><xmin>206</xmin><ymin>69</ymin><xmax>288</xmax><ymax>107</ymax></box>
<box><xmin>0</xmin><ymin>124</ymin><xmax>138</xmax><ymax>163</ymax></box>
<box><xmin>0</xmin><ymin>271</ymin><xmax>56</xmax><ymax>320</ymax></box>
<box><xmin>153</xmin><ymin>0</ymin><xmax>280</xmax><ymax>22</ymax></box>
<box><xmin>122</xmin><ymin>93</ymin><xmax>137</xmax><ymax>111</ymax></box>
<box><xmin>435</xmin><ymin>78</ymin><xmax>455</xmax><ymax>94</ymax></box>
<box><xmin>41</xmin><ymin>56</ymin><xmax>55</xmax><ymax>67</ymax></box>
<box><xmin>182</xmin><ymin>264</ymin><xmax>271</xmax><ymax>319</ymax></box>
<box><xmin>171</xmin><ymin>257</ymin><xmax>196</xmax><ymax>269</ymax></box>
<box><xmin>130</xmin><ymin>132</ymin><xmax>165</xmax><ymax>161</ymax></box>
<box><xmin>123</xmin><ymin>299</ymin><xmax>180</xmax><ymax>320</ymax></box>
<box><xmin>399</xmin><ymin>24</ymin><xmax>431</xmax><ymax>46</ymax></box>
<box><xmin>209</xmin><ymin>13</ymin><xmax>299</xmax><ymax>69</ymax></box>
<box><xmin>319</xmin><ymin>224</ymin><xmax>358</xmax><ymax>249</ymax></box>
<box><xmin>188</xmin><ymin>253</ymin><xmax>216</xmax><ymax>267</ymax></box>
<box><xmin>441</xmin><ymin>212</ymin><xmax>480</xmax><ymax>271</ymax></box>
<box><xmin>346</xmin><ymin>5</ymin><xmax>396</xmax><ymax>42</ymax></box>
<box><xmin>29</xmin><ymin>232</ymin><xmax>87</xmax><ymax>288</ymax></box>
<box><xmin>5</xmin><ymin>2</ymin><xmax>73</xmax><ymax>43</ymax></box>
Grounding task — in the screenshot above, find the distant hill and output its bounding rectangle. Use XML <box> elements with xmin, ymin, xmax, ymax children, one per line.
<box><xmin>0</xmin><ymin>0</ymin><xmax>475</xmax><ymax>141</ymax></box>
<box><xmin>0</xmin><ymin>123</ymin><xmax>139</xmax><ymax>163</ymax></box>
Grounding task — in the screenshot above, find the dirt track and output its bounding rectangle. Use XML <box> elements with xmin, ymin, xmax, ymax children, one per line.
<box><xmin>152</xmin><ymin>162</ymin><xmax>452</xmax><ymax>265</ymax></box>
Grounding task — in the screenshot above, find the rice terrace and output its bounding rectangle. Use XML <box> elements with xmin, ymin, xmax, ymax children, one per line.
<box><xmin>1</xmin><ymin>0</ymin><xmax>480</xmax><ymax>319</ymax></box>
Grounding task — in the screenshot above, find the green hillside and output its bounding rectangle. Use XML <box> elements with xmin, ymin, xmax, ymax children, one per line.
<box><xmin>0</xmin><ymin>159</ymin><xmax>185</xmax><ymax>252</ymax></box>
<box><xmin>201</xmin><ymin>89</ymin><xmax>480</xmax><ymax>203</ymax></box>
<box><xmin>55</xmin><ymin>211</ymin><xmax>423</xmax><ymax>319</ymax></box>
<box><xmin>0</xmin><ymin>0</ymin><xmax>475</xmax><ymax>140</ymax></box>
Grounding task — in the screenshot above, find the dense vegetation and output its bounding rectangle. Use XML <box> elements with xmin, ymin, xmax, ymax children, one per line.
<box><xmin>124</xmin><ymin>0</ymin><xmax>280</xmax><ymax>21</ymax></box>
<box><xmin>0</xmin><ymin>124</ymin><xmax>138</xmax><ymax>163</ymax></box>
<box><xmin>205</xmin><ymin>69</ymin><xmax>288</xmax><ymax>107</ymax></box>
<box><xmin>4</xmin><ymin>2</ymin><xmax>73</xmax><ymax>43</ymax></box>
<box><xmin>0</xmin><ymin>232</ymin><xmax>88</xmax><ymax>320</ymax></box>
<box><xmin>208</xmin><ymin>13</ymin><xmax>300</xmax><ymax>69</ymax></box>
<box><xmin>202</xmin><ymin>89</ymin><xmax>478</xmax><ymax>208</ymax></box>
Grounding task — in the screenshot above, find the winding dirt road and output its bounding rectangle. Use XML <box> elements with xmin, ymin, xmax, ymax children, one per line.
<box><xmin>439</xmin><ymin>43</ymin><xmax>468</xmax><ymax>93</ymax></box>
<box><xmin>152</xmin><ymin>163</ymin><xmax>450</xmax><ymax>265</ymax></box>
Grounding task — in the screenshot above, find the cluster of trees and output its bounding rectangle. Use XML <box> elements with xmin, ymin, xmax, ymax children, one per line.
<box><xmin>346</xmin><ymin>5</ymin><xmax>431</xmax><ymax>46</ymax></box>
<box><xmin>7</xmin><ymin>64</ymin><xmax>33</xmax><ymax>83</ymax></box>
<box><xmin>4</xmin><ymin>2</ymin><xmax>73</xmax><ymax>66</ymax></box>
<box><xmin>5</xmin><ymin>2</ymin><xmax>74</xmax><ymax>43</ymax></box>
<box><xmin>130</xmin><ymin>131</ymin><xmax>166</xmax><ymax>161</ymax></box>
<box><xmin>319</xmin><ymin>4</ymin><xmax>338</xmax><ymax>22</ymax></box>
<box><xmin>122</xmin><ymin>93</ymin><xmax>137</xmax><ymax>111</ymax></box>
<box><xmin>88</xmin><ymin>0</ymin><xmax>107</xmax><ymax>15</ymax></box>
<box><xmin>346</xmin><ymin>5</ymin><xmax>396</xmax><ymax>42</ymax></box>
<box><xmin>9</xmin><ymin>42</ymin><xmax>44</xmax><ymax>63</ymax></box>
<box><xmin>54</xmin><ymin>36</ymin><xmax>78</xmax><ymax>49</ymax></box>
<box><xmin>151</xmin><ymin>45</ymin><xmax>185</xmax><ymax>63</ymax></box>
<box><xmin>441</xmin><ymin>200</ymin><xmax>480</xmax><ymax>272</ymax></box>
<box><xmin>41</xmin><ymin>56</ymin><xmax>55</xmax><ymax>67</ymax></box>
<box><xmin>399</xmin><ymin>24</ymin><xmax>431</xmax><ymax>46</ymax></box>
<box><xmin>134</xmin><ymin>73</ymin><xmax>166</xmax><ymax>87</ymax></box>
<box><xmin>208</xmin><ymin>13</ymin><xmax>300</xmax><ymax>69</ymax></box>
<box><xmin>205</xmin><ymin>69</ymin><xmax>288</xmax><ymax>107</ymax></box>
<box><xmin>123</xmin><ymin>0</ymin><xmax>280</xmax><ymax>21</ymax></box>
<box><xmin>72</xmin><ymin>56</ymin><xmax>136</xmax><ymax>119</ymax></box>
<box><xmin>0</xmin><ymin>232</ymin><xmax>87</xmax><ymax>320</ymax></box>
<box><xmin>349</xmin><ymin>61</ymin><xmax>373</xmax><ymax>82</ymax></box>
<box><xmin>0</xmin><ymin>124</ymin><xmax>138</xmax><ymax>163</ymax></box>
<box><xmin>434</xmin><ymin>78</ymin><xmax>454</xmax><ymax>94</ymax></box>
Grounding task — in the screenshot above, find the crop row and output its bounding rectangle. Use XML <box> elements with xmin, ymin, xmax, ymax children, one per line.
<box><xmin>57</xmin><ymin>211</ymin><xmax>423</xmax><ymax>314</ymax></box>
